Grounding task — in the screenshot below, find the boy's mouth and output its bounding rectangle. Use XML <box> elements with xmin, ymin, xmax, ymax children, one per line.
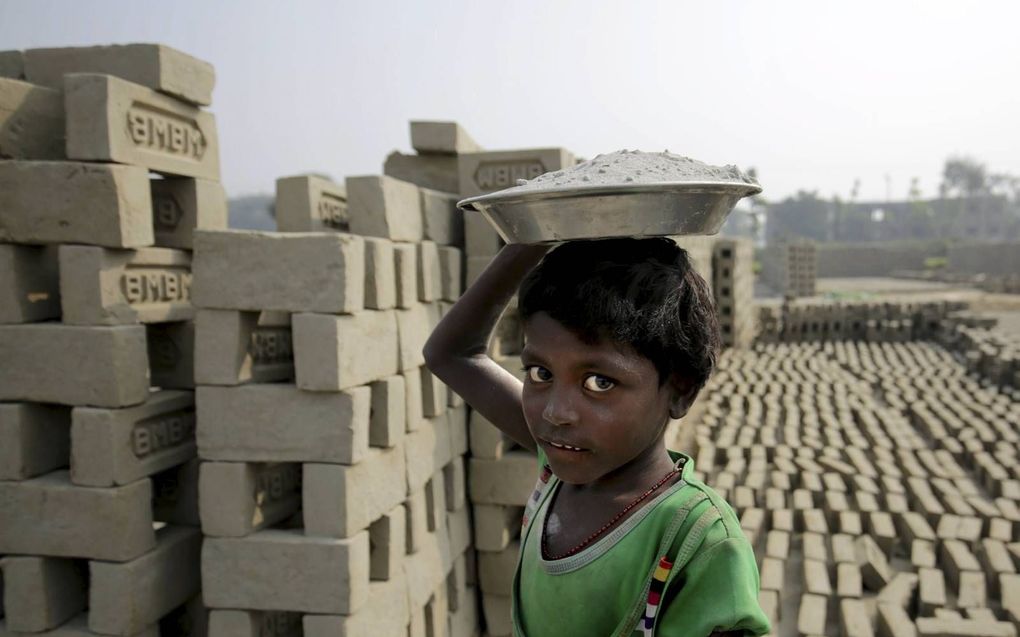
<box><xmin>542</xmin><ymin>438</ymin><xmax>589</xmax><ymax>453</ymax></box>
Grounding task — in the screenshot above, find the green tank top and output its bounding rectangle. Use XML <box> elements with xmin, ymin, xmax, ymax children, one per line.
<box><xmin>512</xmin><ymin>450</ymin><xmax>771</xmax><ymax>637</ymax></box>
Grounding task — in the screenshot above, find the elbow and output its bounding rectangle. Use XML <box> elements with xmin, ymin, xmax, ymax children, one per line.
<box><xmin>422</xmin><ymin>336</ymin><xmax>446</xmax><ymax>373</ymax></box>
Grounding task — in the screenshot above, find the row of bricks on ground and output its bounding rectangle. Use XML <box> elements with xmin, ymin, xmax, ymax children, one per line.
<box><xmin>755</xmin><ymin>535</ymin><xmax>1020</xmax><ymax>634</ymax></box>
<box><xmin>752</xmin><ymin>527</ymin><xmax>1020</xmax><ymax>604</ymax></box>
<box><xmin>765</xmin><ymin>590</ymin><xmax>1020</xmax><ymax>637</ymax></box>
<box><xmin>696</xmin><ymin>439</ymin><xmax>1020</xmax><ymax>514</ymax></box>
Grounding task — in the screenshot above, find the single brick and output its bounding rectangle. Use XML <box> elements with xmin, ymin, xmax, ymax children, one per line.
<box><xmin>202</xmin><ymin>529</ymin><xmax>369</xmax><ymax>614</ymax></box>
<box><xmin>292</xmin><ymin>311</ymin><xmax>399</xmax><ymax>391</ymax></box>
<box><xmin>410</xmin><ymin>121</ymin><xmax>481</xmax><ymax>155</ymax></box>
<box><xmin>64</xmin><ymin>73</ymin><xmax>220</xmax><ymax>179</ymax></box>
<box><xmin>59</xmin><ymin>245</ymin><xmax>193</xmax><ymax>325</ymax></box>
<box><xmin>363</xmin><ymin>237</ymin><xmax>397</xmax><ymax>310</ymax></box>
<box><xmin>275</xmin><ymin>174</ymin><xmax>348</xmax><ymax>233</ymax></box>
<box><xmin>192</xmin><ymin>230</ymin><xmax>364</xmax><ymax>313</ymax></box>
<box><xmin>0</xmin><ymin>471</ymin><xmax>154</xmax><ymax>561</ymax></box>
<box><xmin>369</xmin><ymin>375</ymin><xmax>406</xmax><ymax>448</ymax></box>
<box><xmin>346</xmin><ymin>175</ymin><xmax>423</xmax><ymax>242</ymax></box>
<box><xmin>24</xmin><ymin>44</ymin><xmax>214</xmax><ymax>105</ymax></box>
<box><xmin>196</xmin><ymin>384</ymin><xmax>370</xmax><ymax>464</ymax></box>
<box><xmin>70</xmin><ymin>389</ymin><xmax>194</xmax><ymax>487</ymax></box>
<box><xmin>420</xmin><ymin>187</ymin><xmax>463</xmax><ymax>246</ymax></box>
<box><xmin>0</xmin><ymin>324</ymin><xmax>149</xmax><ymax>407</ymax></box>
<box><xmin>0</xmin><ymin>160</ymin><xmax>152</xmax><ymax>247</ymax></box>
<box><xmin>303</xmin><ymin>444</ymin><xmax>407</xmax><ymax>538</ymax></box>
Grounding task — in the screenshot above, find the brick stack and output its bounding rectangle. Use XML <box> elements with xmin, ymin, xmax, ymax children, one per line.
<box><xmin>762</xmin><ymin>239</ymin><xmax>817</xmax><ymax>298</ymax></box>
<box><xmin>757</xmin><ymin>299</ymin><xmax>961</xmax><ymax>344</ymax></box>
<box><xmin>936</xmin><ymin>313</ymin><xmax>1020</xmax><ymax>394</ymax></box>
<box><xmin>0</xmin><ymin>44</ymin><xmax>225</xmax><ymax>636</ymax></box>
<box><xmin>690</xmin><ymin>340</ymin><xmax>1020</xmax><ymax>637</ymax></box>
<box><xmin>192</xmin><ymin>123</ymin><xmax>477</xmax><ymax>637</ymax></box>
<box><xmin>713</xmin><ymin>237</ymin><xmax>757</xmax><ymax>348</ymax></box>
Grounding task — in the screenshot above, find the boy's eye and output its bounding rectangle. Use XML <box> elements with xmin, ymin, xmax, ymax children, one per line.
<box><xmin>583</xmin><ymin>375</ymin><xmax>615</xmax><ymax>392</ymax></box>
<box><xmin>525</xmin><ymin>366</ymin><xmax>552</xmax><ymax>383</ymax></box>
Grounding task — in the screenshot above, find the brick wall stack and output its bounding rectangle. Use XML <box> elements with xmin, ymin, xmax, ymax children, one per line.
<box><xmin>757</xmin><ymin>299</ymin><xmax>962</xmax><ymax>344</ymax></box>
<box><xmin>936</xmin><ymin>313</ymin><xmax>1020</xmax><ymax>393</ymax></box>
<box><xmin>690</xmin><ymin>341</ymin><xmax>1020</xmax><ymax>637</ymax></box>
<box><xmin>0</xmin><ymin>44</ymin><xmax>225</xmax><ymax>636</ymax></box>
<box><xmin>762</xmin><ymin>239</ymin><xmax>817</xmax><ymax>298</ymax></box>
<box><xmin>191</xmin><ymin>121</ymin><xmax>478</xmax><ymax>637</ymax></box>
<box><xmin>713</xmin><ymin>238</ymin><xmax>757</xmax><ymax>348</ymax></box>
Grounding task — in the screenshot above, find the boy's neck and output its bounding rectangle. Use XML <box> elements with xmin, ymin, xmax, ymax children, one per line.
<box><xmin>568</xmin><ymin>439</ymin><xmax>677</xmax><ymax>498</ymax></box>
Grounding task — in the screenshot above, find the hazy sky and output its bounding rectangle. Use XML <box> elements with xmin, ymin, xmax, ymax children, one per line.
<box><xmin>3</xmin><ymin>1</ymin><xmax>1018</xmax><ymax>203</ymax></box>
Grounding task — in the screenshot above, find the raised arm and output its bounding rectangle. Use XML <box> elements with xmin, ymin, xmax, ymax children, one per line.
<box><xmin>423</xmin><ymin>243</ymin><xmax>550</xmax><ymax>450</ymax></box>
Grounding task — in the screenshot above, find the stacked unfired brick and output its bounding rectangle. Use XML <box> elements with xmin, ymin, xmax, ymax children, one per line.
<box><xmin>191</xmin><ymin>121</ymin><xmax>483</xmax><ymax>636</ymax></box>
<box><xmin>0</xmin><ymin>44</ymin><xmax>226</xmax><ymax>636</ymax></box>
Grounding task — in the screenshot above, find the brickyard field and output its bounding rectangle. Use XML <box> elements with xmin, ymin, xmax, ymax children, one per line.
<box><xmin>1</xmin><ymin>43</ymin><xmax>1019</xmax><ymax>637</ymax></box>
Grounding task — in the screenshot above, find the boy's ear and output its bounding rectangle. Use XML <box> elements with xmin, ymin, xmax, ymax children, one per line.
<box><xmin>667</xmin><ymin>373</ymin><xmax>700</xmax><ymax>420</ymax></box>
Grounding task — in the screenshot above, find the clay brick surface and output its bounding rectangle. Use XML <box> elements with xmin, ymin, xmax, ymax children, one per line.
<box><xmin>151</xmin><ymin>177</ymin><xmax>227</xmax><ymax>249</ymax></box>
<box><xmin>275</xmin><ymin>174</ymin><xmax>348</xmax><ymax>233</ymax></box>
<box><xmin>303</xmin><ymin>444</ymin><xmax>407</xmax><ymax>538</ymax></box>
<box><xmin>0</xmin><ymin>161</ymin><xmax>153</xmax><ymax>247</ymax></box>
<box><xmin>88</xmin><ymin>526</ymin><xmax>201</xmax><ymax>635</ymax></box>
<box><xmin>24</xmin><ymin>44</ymin><xmax>215</xmax><ymax>105</ymax></box>
<box><xmin>58</xmin><ymin>246</ymin><xmax>193</xmax><ymax>325</ymax></box>
<box><xmin>411</xmin><ymin>121</ymin><xmax>481</xmax><ymax>155</ymax></box>
<box><xmin>0</xmin><ymin>556</ymin><xmax>87</xmax><ymax>632</ymax></box>
<box><xmin>192</xmin><ymin>230</ymin><xmax>364</xmax><ymax>313</ymax></box>
<box><xmin>0</xmin><ymin>77</ymin><xmax>64</xmax><ymax>160</ymax></box>
<box><xmin>194</xmin><ymin>309</ymin><xmax>293</xmax><ymax>386</ymax></box>
<box><xmin>65</xmin><ymin>73</ymin><xmax>220</xmax><ymax>178</ymax></box>
<box><xmin>346</xmin><ymin>175</ymin><xmax>423</xmax><ymax>242</ymax></box>
<box><xmin>0</xmin><ymin>324</ymin><xmax>149</xmax><ymax>407</ymax></box>
<box><xmin>292</xmin><ymin>311</ymin><xmax>399</xmax><ymax>391</ymax></box>
<box><xmin>202</xmin><ymin>529</ymin><xmax>369</xmax><ymax>614</ymax></box>
<box><xmin>364</xmin><ymin>237</ymin><xmax>397</xmax><ymax>310</ymax></box>
<box><xmin>0</xmin><ymin>403</ymin><xmax>69</xmax><ymax>481</ymax></box>
<box><xmin>70</xmin><ymin>389</ymin><xmax>195</xmax><ymax>487</ymax></box>
<box><xmin>198</xmin><ymin>462</ymin><xmax>301</xmax><ymax>537</ymax></box>
<box><xmin>0</xmin><ymin>471</ymin><xmax>154</xmax><ymax>561</ymax></box>
<box><xmin>196</xmin><ymin>384</ymin><xmax>370</xmax><ymax>464</ymax></box>
<box><xmin>457</xmin><ymin>148</ymin><xmax>574</xmax><ymax>198</ymax></box>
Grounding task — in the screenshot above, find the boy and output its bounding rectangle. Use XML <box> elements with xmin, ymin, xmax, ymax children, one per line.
<box><xmin>424</xmin><ymin>238</ymin><xmax>769</xmax><ymax>636</ymax></box>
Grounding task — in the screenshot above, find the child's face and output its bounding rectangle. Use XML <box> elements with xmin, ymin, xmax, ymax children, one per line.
<box><xmin>520</xmin><ymin>311</ymin><xmax>678</xmax><ymax>485</ymax></box>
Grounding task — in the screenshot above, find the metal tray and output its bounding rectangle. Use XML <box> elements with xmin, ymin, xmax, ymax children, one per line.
<box><xmin>457</xmin><ymin>181</ymin><xmax>761</xmax><ymax>244</ymax></box>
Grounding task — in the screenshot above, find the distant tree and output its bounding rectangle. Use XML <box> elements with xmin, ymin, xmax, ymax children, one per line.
<box><xmin>940</xmin><ymin>156</ymin><xmax>989</xmax><ymax>198</ymax></box>
<box><xmin>768</xmin><ymin>190</ymin><xmax>831</xmax><ymax>243</ymax></box>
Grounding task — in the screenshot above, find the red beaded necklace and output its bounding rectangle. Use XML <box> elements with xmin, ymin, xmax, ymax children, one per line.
<box><xmin>541</xmin><ymin>462</ymin><xmax>682</xmax><ymax>560</ymax></box>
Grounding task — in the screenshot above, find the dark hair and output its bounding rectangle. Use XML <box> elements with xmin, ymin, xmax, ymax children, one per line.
<box><xmin>518</xmin><ymin>238</ymin><xmax>720</xmax><ymax>392</ymax></box>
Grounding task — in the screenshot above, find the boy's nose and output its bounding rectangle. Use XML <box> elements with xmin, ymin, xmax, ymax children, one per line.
<box><xmin>542</xmin><ymin>388</ymin><xmax>580</xmax><ymax>426</ymax></box>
